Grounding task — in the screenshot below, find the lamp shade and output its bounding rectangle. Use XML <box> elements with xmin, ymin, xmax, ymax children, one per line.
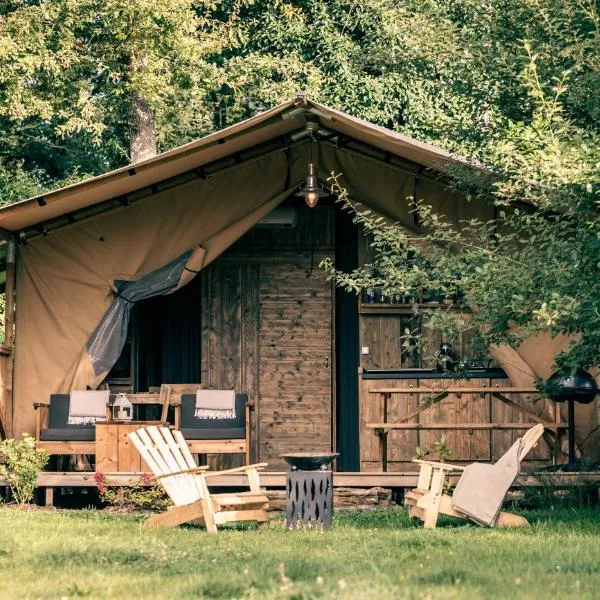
<box><xmin>295</xmin><ymin>163</ymin><xmax>324</xmax><ymax>208</ymax></box>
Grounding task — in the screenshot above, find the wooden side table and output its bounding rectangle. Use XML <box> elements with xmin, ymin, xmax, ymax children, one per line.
<box><xmin>95</xmin><ymin>421</ymin><xmax>166</xmax><ymax>472</ymax></box>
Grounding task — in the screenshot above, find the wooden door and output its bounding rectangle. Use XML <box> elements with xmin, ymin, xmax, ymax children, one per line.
<box><xmin>258</xmin><ymin>263</ymin><xmax>334</xmax><ymax>467</ymax></box>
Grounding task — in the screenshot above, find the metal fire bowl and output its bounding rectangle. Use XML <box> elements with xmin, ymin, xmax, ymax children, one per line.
<box><xmin>281</xmin><ymin>452</ymin><xmax>339</xmax><ymax>471</ymax></box>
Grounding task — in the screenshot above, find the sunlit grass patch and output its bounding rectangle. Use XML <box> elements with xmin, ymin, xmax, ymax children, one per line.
<box><xmin>1</xmin><ymin>507</ymin><xmax>599</xmax><ymax>598</ymax></box>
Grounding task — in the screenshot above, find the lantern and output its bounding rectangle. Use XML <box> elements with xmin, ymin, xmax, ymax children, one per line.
<box><xmin>112</xmin><ymin>392</ymin><xmax>133</xmax><ymax>421</ymax></box>
<box><xmin>296</xmin><ymin>163</ymin><xmax>324</xmax><ymax>208</ymax></box>
<box><xmin>296</xmin><ymin>132</ymin><xmax>326</xmax><ymax>208</ymax></box>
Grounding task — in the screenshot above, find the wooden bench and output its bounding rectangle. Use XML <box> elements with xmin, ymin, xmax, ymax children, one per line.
<box><xmin>34</xmin><ymin>391</ymin><xmax>166</xmax><ymax>457</ymax></box>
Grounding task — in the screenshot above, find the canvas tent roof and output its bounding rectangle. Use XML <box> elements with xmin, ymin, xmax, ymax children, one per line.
<box><xmin>0</xmin><ymin>96</ymin><xmax>470</xmax><ymax>235</ymax></box>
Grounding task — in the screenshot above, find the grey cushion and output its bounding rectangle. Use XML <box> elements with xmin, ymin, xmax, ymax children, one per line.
<box><xmin>39</xmin><ymin>427</ymin><xmax>95</xmax><ymax>442</ymax></box>
<box><xmin>179</xmin><ymin>393</ymin><xmax>247</xmax><ymax>440</ymax></box>
<box><xmin>180</xmin><ymin>428</ymin><xmax>246</xmax><ymax>441</ymax></box>
<box><xmin>39</xmin><ymin>394</ymin><xmax>97</xmax><ymax>441</ymax></box>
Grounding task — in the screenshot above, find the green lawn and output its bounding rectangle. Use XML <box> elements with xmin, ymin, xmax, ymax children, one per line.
<box><xmin>1</xmin><ymin>507</ymin><xmax>600</xmax><ymax>599</ymax></box>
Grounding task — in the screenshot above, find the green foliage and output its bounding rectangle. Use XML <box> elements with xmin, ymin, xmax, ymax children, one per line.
<box><xmin>322</xmin><ymin>3</ymin><xmax>600</xmax><ymax>372</ymax></box>
<box><xmin>1</xmin><ymin>1</ymin><xmax>598</xmax><ymax>370</ymax></box>
<box><xmin>2</xmin><ymin>0</ymin><xmax>598</xmax><ymax>205</ymax></box>
<box><xmin>0</xmin><ymin>434</ymin><xmax>48</xmax><ymax>505</ymax></box>
<box><xmin>414</xmin><ymin>436</ymin><xmax>453</xmax><ymax>462</ymax></box>
<box><xmin>0</xmin><ymin>0</ymin><xmax>226</xmax><ymax>196</ymax></box>
<box><xmin>414</xmin><ymin>445</ymin><xmax>430</xmax><ymax>460</ymax></box>
<box><xmin>432</xmin><ymin>435</ymin><xmax>453</xmax><ymax>463</ymax></box>
<box><xmin>94</xmin><ymin>472</ymin><xmax>169</xmax><ymax>511</ymax></box>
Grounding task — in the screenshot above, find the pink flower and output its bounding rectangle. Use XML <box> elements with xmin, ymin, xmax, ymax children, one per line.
<box><xmin>141</xmin><ymin>472</ymin><xmax>153</xmax><ymax>486</ymax></box>
<box><xmin>95</xmin><ymin>471</ymin><xmax>108</xmax><ymax>495</ymax></box>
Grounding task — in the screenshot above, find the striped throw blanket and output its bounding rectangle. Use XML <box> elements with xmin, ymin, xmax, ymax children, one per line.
<box><xmin>68</xmin><ymin>390</ymin><xmax>109</xmax><ymax>425</ymax></box>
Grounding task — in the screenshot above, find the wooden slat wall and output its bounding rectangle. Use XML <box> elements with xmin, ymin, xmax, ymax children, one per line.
<box><xmin>259</xmin><ymin>264</ymin><xmax>333</xmax><ymax>468</ymax></box>
<box><xmin>490</xmin><ymin>379</ymin><xmax>551</xmax><ymax>462</ymax></box>
<box><xmin>357</xmin><ymin>224</ymin><xmax>526</xmax><ymax>469</ymax></box>
<box><xmin>359</xmin><ymin>378</ymin><xmax>554</xmax><ymax>471</ymax></box>
<box><xmin>200</xmin><ymin>204</ymin><xmax>335</xmax><ymax>469</ymax></box>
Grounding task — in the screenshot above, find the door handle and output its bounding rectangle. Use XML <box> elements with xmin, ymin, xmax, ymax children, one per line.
<box><xmin>325</xmin><ymin>356</ymin><xmax>329</xmax><ymax>369</ymax></box>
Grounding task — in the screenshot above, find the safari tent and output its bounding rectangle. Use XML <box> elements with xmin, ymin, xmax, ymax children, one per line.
<box><xmin>0</xmin><ymin>95</ymin><xmax>597</xmax><ymax>478</ymax></box>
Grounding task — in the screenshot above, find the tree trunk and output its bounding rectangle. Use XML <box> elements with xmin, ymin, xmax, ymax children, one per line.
<box><xmin>130</xmin><ymin>95</ymin><xmax>157</xmax><ymax>163</ymax></box>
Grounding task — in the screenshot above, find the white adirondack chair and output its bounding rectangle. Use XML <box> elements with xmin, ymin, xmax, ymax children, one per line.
<box><xmin>405</xmin><ymin>423</ymin><xmax>544</xmax><ymax>529</ymax></box>
<box><xmin>128</xmin><ymin>425</ymin><xmax>269</xmax><ymax>532</ymax></box>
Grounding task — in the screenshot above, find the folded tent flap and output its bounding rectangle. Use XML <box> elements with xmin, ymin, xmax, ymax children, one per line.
<box><xmin>54</xmin><ymin>183</ymin><xmax>293</xmax><ymax>402</ymax></box>
<box><xmin>172</xmin><ymin>246</ymin><xmax>207</xmax><ymax>292</ymax></box>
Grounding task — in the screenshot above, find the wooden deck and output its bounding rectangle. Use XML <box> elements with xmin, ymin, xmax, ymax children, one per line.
<box><xmin>8</xmin><ymin>470</ymin><xmax>600</xmax><ymax>490</ymax></box>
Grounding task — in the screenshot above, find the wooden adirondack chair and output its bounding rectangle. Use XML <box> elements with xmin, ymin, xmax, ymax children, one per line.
<box><xmin>128</xmin><ymin>425</ymin><xmax>269</xmax><ymax>532</ymax></box>
<box><xmin>405</xmin><ymin>424</ymin><xmax>544</xmax><ymax>529</ymax></box>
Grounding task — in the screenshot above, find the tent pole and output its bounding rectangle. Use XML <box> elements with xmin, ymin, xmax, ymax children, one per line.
<box><xmin>0</xmin><ymin>240</ymin><xmax>15</xmax><ymax>438</ymax></box>
<box><xmin>5</xmin><ymin>241</ymin><xmax>15</xmax><ymax>347</ymax></box>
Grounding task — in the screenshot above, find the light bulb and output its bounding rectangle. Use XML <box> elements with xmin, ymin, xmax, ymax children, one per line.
<box><xmin>305</xmin><ymin>191</ymin><xmax>319</xmax><ymax>208</ymax></box>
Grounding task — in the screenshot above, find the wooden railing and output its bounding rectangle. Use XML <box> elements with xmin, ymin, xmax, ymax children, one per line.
<box><xmin>366</xmin><ymin>386</ymin><xmax>566</xmax><ymax>471</ymax></box>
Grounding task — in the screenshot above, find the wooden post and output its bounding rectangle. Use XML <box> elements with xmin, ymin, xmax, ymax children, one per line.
<box><xmin>45</xmin><ymin>487</ymin><xmax>54</xmax><ymax>507</ymax></box>
<box><xmin>0</xmin><ymin>240</ymin><xmax>15</xmax><ymax>439</ymax></box>
<box><xmin>5</xmin><ymin>240</ymin><xmax>15</xmax><ymax>347</ymax></box>
<box><xmin>554</xmin><ymin>397</ymin><xmax>562</xmax><ymax>465</ymax></box>
<box><xmin>381</xmin><ymin>392</ymin><xmax>390</xmax><ymax>472</ymax></box>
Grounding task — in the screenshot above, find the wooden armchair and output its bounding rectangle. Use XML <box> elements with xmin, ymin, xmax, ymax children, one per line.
<box><xmin>34</xmin><ymin>394</ymin><xmax>108</xmax><ymax>456</ymax></box>
<box><xmin>162</xmin><ymin>384</ymin><xmax>252</xmax><ymax>464</ymax></box>
<box><xmin>405</xmin><ymin>424</ymin><xmax>544</xmax><ymax>529</ymax></box>
<box><xmin>128</xmin><ymin>425</ymin><xmax>268</xmax><ymax>532</ymax></box>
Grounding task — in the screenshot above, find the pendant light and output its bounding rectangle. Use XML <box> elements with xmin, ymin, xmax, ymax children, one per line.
<box><xmin>296</xmin><ymin>134</ymin><xmax>325</xmax><ymax>208</ymax></box>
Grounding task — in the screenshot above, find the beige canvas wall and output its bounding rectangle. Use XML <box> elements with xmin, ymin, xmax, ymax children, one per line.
<box><xmin>13</xmin><ymin>150</ymin><xmax>296</xmax><ymax>436</ymax></box>
<box><xmin>491</xmin><ymin>337</ymin><xmax>600</xmax><ymax>462</ymax></box>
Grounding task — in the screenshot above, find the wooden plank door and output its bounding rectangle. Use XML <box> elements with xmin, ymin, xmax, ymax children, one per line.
<box><xmin>258</xmin><ymin>263</ymin><xmax>334</xmax><ymax>467</ymax></box>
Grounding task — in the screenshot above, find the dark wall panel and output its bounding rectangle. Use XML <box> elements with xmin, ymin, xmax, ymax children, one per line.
<box><xmin>335</xmin><ymin>208</ymin><xmax>360</xmax><ymax>471</ymax></box>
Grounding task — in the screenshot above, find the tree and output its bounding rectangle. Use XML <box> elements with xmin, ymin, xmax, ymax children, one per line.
<box><xmin>322</xmin><ymin>1</ymin><xmax>600</xmax><ymax>372</ymax></box>
<box><xmin>1</xmin><ymin>1</ymin><xmax>598</xmax><ymax>222</ymax></box>
<box><xmin>0</xmin><ymin>0</ymin><xmax>227</xmax><ymax>200</ymax></box>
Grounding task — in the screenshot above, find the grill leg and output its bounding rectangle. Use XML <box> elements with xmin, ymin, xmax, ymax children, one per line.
<box><xmin>568</xmin><ymin>399</ymin><xmax>576</xmax><ymax>468</ymax></box>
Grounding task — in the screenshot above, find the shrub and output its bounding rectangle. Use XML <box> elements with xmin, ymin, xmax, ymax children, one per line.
<box><xmin>0</xmin><ymin>434</ymin><xmax>48</xmax><ymax>505</ymax></box>
<box><xmin>95</xmin><ymin>472</ymin><xmax>170</xmax><ymax>511</ymax></box>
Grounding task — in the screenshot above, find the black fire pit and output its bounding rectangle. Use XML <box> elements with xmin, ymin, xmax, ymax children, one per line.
<box><xmin>282</xmin><ymin>452</ymin><xmax>339</xmax><ymax>529</ymax></box>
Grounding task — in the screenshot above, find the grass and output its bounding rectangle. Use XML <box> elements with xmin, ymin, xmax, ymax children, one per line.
<box><xmin>1</xmin><ymin>506</ymin><xmax>600</xmax><ymax>599</ymax></box>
